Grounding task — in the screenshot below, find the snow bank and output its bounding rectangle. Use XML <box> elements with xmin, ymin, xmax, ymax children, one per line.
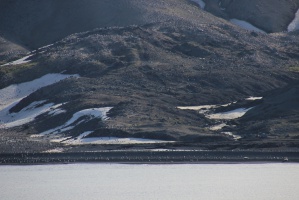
<box><xmin>207</xmin><ymin>107</ymin><xmax>252</xmax><ymax>120</ymax></box>
<box><xmin>178</xmin><ymin>99</ymin><xmax>253</xmax><ymax>120</ymax></box>
<box><xmin>177</xmin><ymin>105</ymin><xmax>216</xmax><ymax>114</ymax></box>
<box><xmin>177</xmin><ymin>103</ymin><xmax>231</xmax><ymax>114</ymax></box>
<box><xmin>246</xmin><ymin>96</ymin><xmax>262</xmax><ymax>101</ymax></box>
<box><xmin>40</xmin><ymin>107</ymin><xmax>113</xmax><ymax>135</ymax></box>
<box><xmin>222</xmin><ymin>132</ymin><xmax>241</xmax><ymax>140</ymax></box>
<box><xmin>0</xmin><ymin>73</ymin><xmax>78</xmax><ymax>128</ymax></box>
<box><xmin>1</xmin><ymin>42</ymin><xmax>56</xmax><ymax>66</ymax></box>
<box><xmin>191</xmin><ymin>0</ymin><xmax>205</xmax><ymax>9</ymax></box>
<box><xmin>230</xmin><ymin>19</ymin><xmax>266</xmax><ymax>33</ymax></box>
<box><xmin>210</xmin><ymin>123</ymin><xmax>226</xmax><ymax>131</ymax></box>
<box><xmin>50</xmin><ymin>130</ymin><xmax>174</xmax><ymax>145</ymax></box>
<box><xmin>64</xmin><ymin>136</ymin><xmax>173</xmax><ymax>145</ymax></box>
<box><xmin>42</xmin><ymin>148</ymin><xmax>64</xmax><ymax>153</ymax></box>
<box><xmin>31</xmin><ymin>43</ymin><xmax>55</xmax><ymax>54</ymax></box>
<box><xmin>0</xmin><ymin>73</ymin><xmax>79</xmax><ymax>111</ymax></box>
<box><xmin>1</xmin><ymin>55</ymin><xmax>33</xmax><ymax>66</ymax></box>
<box><xmin>0</xmin><ymin>101</ymin><xmax>66</xmax><ymax>128</ymax></box>
<box><xmin>288</xmin><ymin>8</ymin><xmax>299</xmax><ymax>32</ymax></box>
<box><xmin>47</xmin><ymin>103</ymin><xmax>66</xmax><ymax>116</ymax></box>
<box><xmin>0</xmin><ymin>101</ymin><xmax>51</xmax><ymax>128</ymax></box>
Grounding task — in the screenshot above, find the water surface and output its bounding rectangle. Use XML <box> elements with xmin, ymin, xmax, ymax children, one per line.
<box><xmin>1</xmin><ymin>163</ymin><xmax>298</xmax><ymax>200</ymax></box>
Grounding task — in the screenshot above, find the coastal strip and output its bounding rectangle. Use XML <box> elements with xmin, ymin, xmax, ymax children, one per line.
<box><xmin>0</xmin><ymin>151</ymin><xmax>298</xmax><ymax>165</ymax></box>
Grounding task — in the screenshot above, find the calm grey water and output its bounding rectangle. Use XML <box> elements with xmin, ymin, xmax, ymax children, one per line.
<box><xmin>1</xmin><ymin>163</ymin><xmax>298</xmax><ymax>200</ymax></box>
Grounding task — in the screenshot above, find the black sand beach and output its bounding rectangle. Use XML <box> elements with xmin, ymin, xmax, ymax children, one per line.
<box><xmin>1</xmin><ymin>150</ymin><xmax>298</xmax><ymax>165</ymax></box>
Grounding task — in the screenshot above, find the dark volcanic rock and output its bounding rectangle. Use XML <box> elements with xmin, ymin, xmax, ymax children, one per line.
<box><xmin>205</xmin><ymin>0</ymin><xmax>299</xmax><ymax>32</ymax></box>
<box><xmin>236</xmin><ymin>83</ymin><xmax>299</xmax><ymax>138</ymax></box>
<box><xmin>0</xmin><ymin>0</ymin><xmax>299</xmax><ymax>152</ymax></box>
<box><xmin>0</xmin><ymin>36</ymin><xmax>28</xmax><ymax>64</ymax></box>
<box><xmin>243</xmin><ymin>83</ymin><xmax>299</xmax><ymax>120</ymax></box>
<box><xmin>6</xmin><ymin>19</ymin><xmax>299</xmax><ymax>141</ymax></box>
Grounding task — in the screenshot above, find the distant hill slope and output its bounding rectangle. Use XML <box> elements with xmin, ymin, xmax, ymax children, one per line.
<box><xmin>236</xmin><ymin>82</ymin><xmax>299</xmax><ymax>138</ymax></box>
<box><xmin>0</xmin><ymin>0</ymin><xmax>144</xmax><ymax>49</ymax></box>
<box><xmin>0</xmin><ymin>0</ymin><xmax>299</xmax><ymax>151</ymax></box>
<box><xmin>1</xmin><ymin>0</ymin><xmax>298</xmax><ymax>50</ymax></box>
<box><xmin>0</xmin><ymin>36</ymin><xmax>28</xmax><ymax>64</ymax></box>
<box><xmin>0</xmin><ymin>0</ymin><xmax>222</xmax><ymax>50</ymax></box>
<box><xmin>204</xmin><ymin>0</ymin><xmax>299</xmax><ymax>32</ymax></box>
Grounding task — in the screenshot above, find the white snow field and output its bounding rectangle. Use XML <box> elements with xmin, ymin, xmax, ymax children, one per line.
<box><xmin>230</xmin><ymin>19</ymin><xmax>266</xmax><ymax>33</ymax></box>
<box><xmin>65</xmin><ymin>136</ymin><xmax>173</xmax><ymax>145</ymax></box>
<box><xmin>177</xmin><ymin>97</ymin><xmax>257</xmax><ymax>140</ymax></box>
<box><xmin>178</xmin><ymin>96</ymin><xmax>258</xmax><ymax>119</ymax></box>
<box><xmin>207</xmin><ymin>107</ymin><xmax>252</xmax><ymax>120</ymax></box>
<box><xmin>1</xmin><ymin>55</ymin><xmax>33</xmax><ymax>66</ymax></box>
<box><xmin>40</xmin><ymin>107</ymin><xmax>113</xmax><ymax>135</ymax></box>
<box><xmin>288</xmin><ymin>8</ymin><xmax>299</xmax><ymax>31</ymax></box>
<box><xmin>1</xmin><ymin>42</ymin><xmax>55</xmax><ymax>66</ymax></box>
<box><xmin>222</xmin><ymin>131</ymin><xmax>242</xmax><ymax>140</ymax></box>
<box><xmin>209</xmin><ymin>123</ymin><xmax>227</xmax><ymax>131</ymax></box>
<box><xmin>0</xmin><ymin>100</ymin><xmax>57</xmax><ymax>128</ymax></box>
<box><xmin>0</xmin><ymin>74</ymin><xmax>79</xmax><ymax>128</ymax></box>
<box><xmin>177</xmin><ymin>105</ymin><xmax>217</xmax><ymax>114</ymax></box>
<box><xmin>191</xmin><ymin>0</ymin><xmax>205</xmax><ymax>9</ymax></box>
<box><xmin>49</xmin><ymin>128</ymin><xmax>173</xmax><ymax>145</ymax></box>
<box><xmin>0</xmin><ymin>73</ymin><xmax>79</xmax><ymax>111</ymax></box>
<box><xmin>246</xmin><ymin>96</ymin><xmax>263</xmax><ymax>101</ymax></box>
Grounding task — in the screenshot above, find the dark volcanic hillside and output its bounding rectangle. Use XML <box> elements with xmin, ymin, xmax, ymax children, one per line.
<box><xmin>237</xmin><ymin>82</ymin><xmax>299</xmax><ymax>138</ymax></box>
<box><xmin>0</xmin><ymin>0</ymin><xmax>299</xmax><ymax>152</ymax></box>
<box><xmin>204</xmin><ymin>0</ymin><xmax>299</xmax><ymax>32</ymax></box>
<box><xmin>0</xmin><ymin>0</ymin><xmax>144</xmax><ymax>49</ymax></box>
<box><xmin>0</xmin><ymin>36</ymin><xmax>28</xmax><ymax>65</ymax></box>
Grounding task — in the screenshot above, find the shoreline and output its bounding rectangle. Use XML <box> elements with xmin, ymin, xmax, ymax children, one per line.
<box><xmin>1</xmin><ymin>150</ymin><xmax>298</xmax><ymax>165</ymax></box>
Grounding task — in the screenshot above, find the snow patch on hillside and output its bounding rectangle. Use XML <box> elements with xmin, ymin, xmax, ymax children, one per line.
<box><xmin>222</xmin><ymin>132</ymin><xmax>241</xmax><ymax>140</ymax></box>
<box><xmin>288</xmin><ymin>8</ymin><xmax>299</xmax><ymax>32</ymax></box>
<box><xmin>191</xmin><ymin>0</ymin><xmax>205</xmax><ymax>9</ymax></box>
<box><xmin>47</xmin><ymin>106</ymin><xmax>66</xmax><ymax>116</ymax></box>
<box><xmin>177</xmin><ymin>105</ymin><xmax>216</xmax><ymax>114</ymax></box>
<box><xmin>1</xmin><ymin>55</ymin><xmax>33</xmax><ymax>66</ymax></box>
<box><xmin>78</xmin><ymin>137</ymin><xmax>173</xmax><ymax>144</ymax></box>
<box><xmin>64</xmin><ymin>135</ymin><xmax>173</xmax><ymax>145</ymax></box>
<box><xmin>31</xmin><ymin>43</ymin><xmax>54</xmax><ymax>54</ymax></box>
<box><xmin>178</xmin><ymin>97</ymin><xmax>258</xmax><ymax>119</ymax></box>
<box><xmin>0</xmin><ymin>73</ymin><xmax>79</xmax><ymax>111</ymax></box>
<box><xmin>177</xmin><ymin>102</ymin><xmax>232</xmax><ymax>114</ymax></box>
<box><xmin>210</xmin><ymin>123</ymin><xmax>227</xmax><ymax>131</ymax></box>
<box><xmin>49</xmin><ymin>129</ymin><xmax>174</xmax><ymax>145</ymax></box>
<box><xmin>177</xmin><ymin>97</ymin><xmax>260</xmax><ymax>140</ymax></box>
<box><xmin>0</xmin><ymin>73</ymin><xmax>79</xmax><ymax>128</ymax></box>
<box><xmin>0</xmin><ymin>101</ymin><xmax>64</xmax><ymax>128</ymax></box>
<box><xmin>1</xmin><ymin>42</ymin><xmax>56</xmax><ymax>66</ymax></box>
<box><xmin>207</xmin><ymin>107</ymin><xmax>252</xmax><ymax>120</ymax></box>
<box><xmin>230</xmin><ymin>19</ymin><xmax>266</xmax><ymax>33</ymax></box>
<box><xmin>246</xmin><ymin>96</ymin><xmax>262</xmax><ymax>101</ymax></box>
<box><xmin>40</xmin><ymin>107</ymin><xmax>113</xmax><ymax>135</ymax></box>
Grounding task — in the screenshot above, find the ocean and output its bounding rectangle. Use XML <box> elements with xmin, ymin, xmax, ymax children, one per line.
<box><xmin>1</xmin><ymin>163</ymin><xmax>298</xmax><ymax>200</ymax></box>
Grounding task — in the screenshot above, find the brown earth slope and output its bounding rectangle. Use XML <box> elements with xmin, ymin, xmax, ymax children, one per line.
<box><xmin>0</xmin><ymin>0</ymin><xmax>299</xmax><ymax>152</ymax></box>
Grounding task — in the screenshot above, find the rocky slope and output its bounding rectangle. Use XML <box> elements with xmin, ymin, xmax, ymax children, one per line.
<box><xmin>0</xmin><ymin>36</ymin><xmax>28</xmax><ymax>65</ymax></box>
<box><xmin>236</xmin><ymin>82</ymin><xmax>299</xmax><ymax>139</ymax></box>
<box><xmin>0</xmin><ymin>0</ymin><xmax>299</xmax><ymax>152</ymax></box>
<box><xmin>204</xmin><ymin>0</ymin><xmax>299</xmax><ymax>33</ymax></box>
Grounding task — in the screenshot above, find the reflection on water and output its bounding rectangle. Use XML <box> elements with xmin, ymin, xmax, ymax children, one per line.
<box><xmin>1</xmin><ymin>163</ymin><xmax>299</xmax><ymax>200</ymax></box>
